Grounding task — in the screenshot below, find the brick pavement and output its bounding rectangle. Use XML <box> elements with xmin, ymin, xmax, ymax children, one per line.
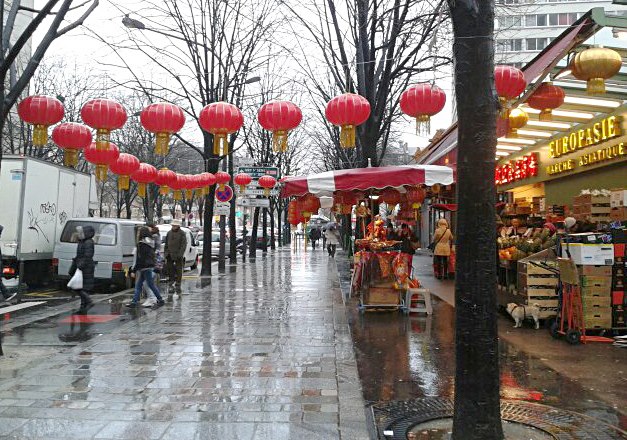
<box><xmin>0</xmin><ymin>248</ymin><xmax>369</xmax><ymax>440</ymax></box>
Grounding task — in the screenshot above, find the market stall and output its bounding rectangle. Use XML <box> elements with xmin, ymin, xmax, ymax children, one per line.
<box><xmin>282</xmin><ymin>164</ymin><xmax>454</xmax><ymax>312</ymax></box>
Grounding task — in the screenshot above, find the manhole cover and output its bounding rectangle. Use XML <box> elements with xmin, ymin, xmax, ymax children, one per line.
<box><xmin>371</xmin><ymin>398</ymin><xmax>627</xmax><ymax>440</ymax></box>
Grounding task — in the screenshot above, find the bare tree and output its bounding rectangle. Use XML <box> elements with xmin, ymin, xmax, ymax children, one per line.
<box><xmin>0</xmin><ymin>0</ymin><xmax>99</xmax><ymax>173</ymax></box>
<box><xmin>285</xmin><ymin>0</ymin><xmax>451</xmax><ymax>168</ymax></box>
<box><xmin>97</xmin><ymin>0</ymin><xmax>279</xmax><ymax>275</ymax></box>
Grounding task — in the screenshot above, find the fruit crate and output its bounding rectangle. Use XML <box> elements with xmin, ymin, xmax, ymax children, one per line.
<box><xmin>521</xmin><ymin>286</ymin><xmax>558</xmax><ymax>319</ymax></box>
<box><xmin>584</xmin><ymin>311</ymin><xmax>613</xmax><ymax>329</ymax></box>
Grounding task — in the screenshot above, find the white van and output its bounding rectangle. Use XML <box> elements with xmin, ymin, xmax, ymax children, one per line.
<box><xmin>157</xmin><ymin>224</ymin><xmax>199</xmax><ymax>270</ymax></box>
<box><xmin>53</xmin><ymin>218</ymin><xmax>144</xmax><ymax>289</ymax></box>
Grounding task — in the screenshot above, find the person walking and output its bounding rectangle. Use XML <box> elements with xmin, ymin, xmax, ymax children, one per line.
<box><xmin>69</xmin><ymin>225</ymin><xmax>96</xmax><ymax>314</ymax></box>
<box><xmin>309</xmin><ymin>227</ymin><xmax>321</xmax><ymax>250</ymax></box>
<box><xmin>326</xmin><ymin>225</ymin><xmax>341</xmax><ymax>257</ymax></box>
<box><xmin>127</xmin><ymin>227</ymin><xmax>165</xmax><ymax>308</ymax></box>
<box><xmin>0</xmin><ymin>225</ymin><xmax>17</xmax><ymax>302</ymax></box>
<box><xmin>164</xmin><ymin>219</ymin><xmax>187</xmax><ymax>295</ymax></box>
<box><xmin>140</xmin><ymin>225</ymin><xmax>163</xmax><ymax>307</ymax></box>
<box><xmin>432</xmin><ymin>218</ymin><xmax>454</xmax><ymax>280</ymax></box>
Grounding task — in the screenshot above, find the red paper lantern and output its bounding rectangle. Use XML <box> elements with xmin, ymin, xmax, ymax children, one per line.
<box><xmin>400</xmin><ymin>84</ymin><xmax>446</xmax><ymax>135</ymax></box>
<box><xmin>257</xmin><ymin>101</ymin><xmax>302</xmax><ymax>152</ymax></box>
<box><xmin>155</xmin><ymin>168</ymin><xmax>177</xmax><ymax>196</ymax></box>
<box><xmin>178</xmin><ymin>174</ymin><xmax>196</xmax><ymax>199</ymax></box>
<box><xmin>287</xmin><ymin>200</ymin><xmax>301</xmax><ymax>226</ymax></box>
<box><xmin>197</xmin><ymin>172</ymin><xmax>216</xmax><ymax>196</ymax></box>
<box><xmin>234</xmin><ymin>173</ymin><xmax>252</xmax><ymax>194</ymax></box>
<box><xmin>258</xmin><ymin>175</ymin><xmax>277</xmax><ymax>197</ymax></box>
<box><xmin>109</xmin><ymin>153</ymin><xmax>141</xmax><ymax>191</ymax></box>
<box><xmin>51</xmin><ymin>122</ymin><xmax>92</xmax><ymax>167</ymax></box>
<box><xmin>170</xmin><ymin>174</ymin><xmax>185</xmax><ymax>200</ymax></box>
<box><xmin>84</xmin><ymin>142</ymin><xmax>120</xmax><ymax>182</ymax></box>
<box><xmin>380</xmin><ymin>188</ymin><xmax>401</xmax><ymax>206</ymax></box>
<box><xmin>17</xmin><ymin>95</ymin><xmax>64</xmax><ymax>146</ymax></box>
<box><xmin>199</xmin><ymin>102</ymin><xmax>244</xmax><ymax>155</ymax></box>
<box><xmin>214</xmin><ymin>171</ymin><xmax>231</xmax><ymax>191</ymax></box>
<box><xmin>526</xmin><ymin>82</ymin><xmax>565</xmax><ymax>121</ymax></box>
<box><xmin>81</xmin><ymin>99</ymin><xmax>127</xmax><ymax>150</ymax></box>
<box><xmin>325</xmin><ymin>93</ymin><xmax>370</xmax><ymax>148</ymax></box>
<box><xmin>405</xmin><ymin>186</ymin><xmax>426</xmax><ymax>220</ymax></box>
<box><xmin>333</xmin><ymin>191</ymin><xmax>357</xmax><ymax>214</ymax></box>
<box><xmin>131</xmin><ymin>163</ymin><xmax>158</xmax><ymax>198</ymax></box>
<box><xmin>495</xmin><ymin>65</ymin><xmax>527</xmax><ymax>118</ymax></box>
<box><xmin>140</xmin><ymin>102</ymin><xmax>186</xmax><ymax>156</ymax></box>
<box><xmin>299</xmin><ymin>194</ymin><xmax>320</xmax><ymax>219</ymax></box>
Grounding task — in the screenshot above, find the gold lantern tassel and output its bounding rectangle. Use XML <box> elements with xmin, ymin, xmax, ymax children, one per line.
<box><xmin>340</xmin><ymin>125</ymin><xmax>356</xmax><ymax>148</ymax></box>
<box><xmin>239</xmin><ymin>185</ymin><xmax>246</xmax><ymax>194</ymax></box>
<box><xmin>498</xmin><ymin>97</ymin><xmax>510</xmax><ymax>120</ymax></box>
<box><xmin>185</xmin><ymin>189</ymin><xmax>193</xmax><ymax>199</ymax></box>
<box><xmin>159</xmin><ymin>185</ymin><xmax>170</xmax><ymax>196</ymax></box>
<box><xmin>263</xmin><ymin>188</ymin><xmax>271</xmax><ymax>197</ymax></box>
<box><xmin>273</xmin><ymin>131</ymin><xmax>288</xmax><ymax>153</ymax></box>
<box><xmin>218</xmin><ymin>183</ymin><xmax>226</xmax><ymax>191</ymax></box>
<box><xmin>415</xmin><ymin>115</ymin><xmax>431</xmax><ymax>136</ymax></box>
<box><xmin>539</xmin><ymin>109</ymin><xmax>553</xmax><ymax>122</ymax></box>
<box><xmin>156</xmin><ymin>132</ymin><xmax>171</xmax><ymax>156</ymax></box>
<box><xmin>95</xmin><ymin>164</ymin><xmax>108</xmax><ymax>182</ymax></box>
<box><xmin>587</xmin><ymin>78</ymin><xmax>605</xmax><ymax>95</ymax></box>
<box><xmin>118</xmin><ymin>175</ymin><xmax>130</xmax><ymax>191</ymax></box>
<box><xmin>202</xmin><ymin>187</ymin><xmax>209</xmax><ymax>196</ymax></box>
<box><xmin>508</xmin><ymin>128</ymin><xmax>518</xmax><ymax>138</ymax></box>
<box><xmin>63</xmin><ymin>149</ymin><xmax>79</xmax><ymax>167</ymax></box>
<box><xmin>137</xmin><ymin>183</ymin><xmax>147</xmax><ymax>198</ymax></box>
<box><xmin>213</xmin><ymin>133</ymin><xmax>228</xmax><ymax>155</ymax></box>
<box><xmin>32</xmin><ymin>124</ymin><xmax>48</xmax><ymax>146</ymax></box>
<box><xmin>95</xmin><ymin>128</ymin><xmax>110</xmax><ymax>150</ymax></box>
<box><xmin>173</xmin><ymin>190</ymin><xmax>182</xmax><ymax>200</ymax></box>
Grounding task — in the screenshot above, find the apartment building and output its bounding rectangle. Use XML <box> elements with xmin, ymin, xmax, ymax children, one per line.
<box><xmin>496</xmin><ymin>0</ymin><xmax>627</xmax><ymax>66</ymax></box>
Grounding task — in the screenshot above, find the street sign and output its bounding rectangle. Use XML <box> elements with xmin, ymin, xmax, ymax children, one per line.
<box><xmin>243</xmin><ymin>188</ymin><xmax>280</xmax><ymax>197</ymax></box>
<box><xmin>237</xmin><ymin>166</ymin><xmax>279</xmax><ymax>179</ymax></box>
<box><xmin>214</xmin><ymin>202</ymin><xmax>230</xmax><ymax>216</ymax></box>
<box><xmin>215</xmin><ymin>185</ymin><xmax>234</xmax><ymax>202</ymax></box>
<box><xmin>239</xmin><ymin>198</ymin><xmax>270</xmax><ymax>208</ymax></box>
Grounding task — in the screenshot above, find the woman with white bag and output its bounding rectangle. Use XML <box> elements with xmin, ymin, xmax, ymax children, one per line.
<box><xmin>68</xmin><ymin>225</ymin><xmax>96</xmax><ymax>314</ymax></box>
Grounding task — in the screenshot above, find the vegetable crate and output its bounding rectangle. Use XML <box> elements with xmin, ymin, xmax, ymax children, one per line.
<box><xmin>518</xmin><ymin>261</ymin><xmax>559</xmax><ymax>319</ymax></box>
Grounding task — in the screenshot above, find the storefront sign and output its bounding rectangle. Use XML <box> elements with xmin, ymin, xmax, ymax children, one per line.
<box><xmin>549</xmin><ymin>116</ymin><xmax>620</xmax><ymax>159</ymax></box>
<box><xmin>495</xmin><ymin>153</ymin><xmax>538</xmax><ymax>185</ymax></box>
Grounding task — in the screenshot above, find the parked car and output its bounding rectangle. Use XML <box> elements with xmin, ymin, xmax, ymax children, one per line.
<box><xmin>53</xmin><ymin>218</ymin><xmax>144</xmax><ymax>290</ymax></box>
<box><xmin>157</xmin><ymin>224</ymin><xmax>199</xmax><ymax>270</ymax></box>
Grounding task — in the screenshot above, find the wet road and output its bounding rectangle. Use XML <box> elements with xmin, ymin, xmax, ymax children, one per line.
<box><xmin>347</xmin><ymin>252</ymin><xmax>627</xmax><ymax>433</ymax></box>
<box><xmin>0</xmin><ymin>251</ymin><xmax>368</xmax><ymax>440</ymax></box>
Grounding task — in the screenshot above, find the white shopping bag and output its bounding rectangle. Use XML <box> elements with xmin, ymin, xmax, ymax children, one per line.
<box><xmin>67</xmin><ymin>268</ymin><xmax>83</xmax><ymax>290</ymax></box>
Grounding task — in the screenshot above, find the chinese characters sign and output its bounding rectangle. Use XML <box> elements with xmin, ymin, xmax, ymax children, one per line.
<box><xmin>495</xmin><ymin>153</ymin><xmax>538</xmax><ymax>185</ymax></box>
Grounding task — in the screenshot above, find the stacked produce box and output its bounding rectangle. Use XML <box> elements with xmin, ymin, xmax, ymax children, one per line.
<box><xmin>517</xmin><ymin>259</ymin><xmax>558</xmax><ymax>319</ymax></box>
<box><xmin>612</xmin><ymin>229</ymin><xmax>626</xmax><ymax>329</ymax></box>
<box><xmin>572</xmin><ymin>193</ymin><xmax>611</xmax><ymax>223</ymax></box>
<box><xmin>579</xmin><ymin>265</ymin><xmax>613</xmax><ymax>329</ymax></box>
<box><xmin>610</xmin><ymin>189</ymin><xmax>627</xmax><ymax>222</ymax></box>
<box><xmin>532</xmin><ymin>196</ymin><xmax>545</xmax><ymax>215</ymax></box>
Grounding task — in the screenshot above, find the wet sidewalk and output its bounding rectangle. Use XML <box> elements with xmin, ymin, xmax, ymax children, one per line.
<box><xmin>0</xmin><ymin>249</ymin><xmax>369</xmax><ymax>440</ymax></box>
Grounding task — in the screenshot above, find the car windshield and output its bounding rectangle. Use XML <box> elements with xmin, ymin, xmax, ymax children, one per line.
<box><xmin>60</xmin><ymin>221</ymin><xmax>117</xmax><ymax>246</ymax></box>
<box><xmin>196</xmin><ymin>233</ymin><xmax>204</xmax><ymax>241</ymax></box>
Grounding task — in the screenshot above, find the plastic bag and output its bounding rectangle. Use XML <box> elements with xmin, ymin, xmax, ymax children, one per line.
<box><xmin>67</xmin><ymin>268</ymin><xmax>83</xmax><ymax>290</ymax></box>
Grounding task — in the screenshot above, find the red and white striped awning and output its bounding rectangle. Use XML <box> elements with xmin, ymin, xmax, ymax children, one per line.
<box><xmin>281</xmin><ymin>164</ymin><xmax>454</xmax><ymax>197</ymax></box>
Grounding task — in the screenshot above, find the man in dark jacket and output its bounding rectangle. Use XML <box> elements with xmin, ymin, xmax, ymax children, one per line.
<box><xmin>0</xmin><ymin>225</ymin><xmax>17</xmax><ymax>302</ymax></box>
<box><xmin>164</xmin><ymin>220</ymin><xmax>187</xmax><ymax>294</ymax></box>
<box><xmin>127</xmin><ymin>227</ymin><xmax>164</xmax><ymax>308</ymax></box>
<box><xmin>69</xmin><ymin>225</ymin><xmax>96</xmax><ymax>313</ymax></box>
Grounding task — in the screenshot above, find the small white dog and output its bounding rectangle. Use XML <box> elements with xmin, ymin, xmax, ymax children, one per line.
<box><xmin>506</xmin><ymin>303</ymin><xmax>541</xmax><ymax>329</ymax></box>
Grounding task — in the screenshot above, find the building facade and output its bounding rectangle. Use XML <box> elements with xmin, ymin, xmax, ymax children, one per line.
<box><xmin>496</xmin><ymin>0</ymin><xmax>627</xmax><ymax>66</ymax></box>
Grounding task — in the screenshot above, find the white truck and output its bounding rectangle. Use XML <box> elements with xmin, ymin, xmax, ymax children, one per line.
<box><xmin>0</xmin><ymin>156</ymin><xmax>98</xmax><ymax>287</ymax></box>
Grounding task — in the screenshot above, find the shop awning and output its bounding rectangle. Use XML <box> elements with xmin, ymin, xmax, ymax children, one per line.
<box><xmin>281</xmin><ymin>164</ymin><xmax>454</xmax><ymax>197</ymax></box>
<box><xmin>431</xmin><ymin>203</ymin><xmax>458</xmax><ymax>212</ymax></box>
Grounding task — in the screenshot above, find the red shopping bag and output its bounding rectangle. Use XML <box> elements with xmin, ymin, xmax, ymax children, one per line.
<box><xmin>447</xmin><ymin>250</ymin><xmax>456</xmax><ymax>278</ymax></box>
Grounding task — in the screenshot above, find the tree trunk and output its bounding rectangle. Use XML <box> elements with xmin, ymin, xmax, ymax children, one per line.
<box><xmin>249</xmin><ymin>207</ymin><xmax>260</xmax><ymax>259</ymax></box>
<box><xmin>269</xmin><ymin>208</ymin><xmax>276</xmax><ymax>250</ymax></box>
<box><xmin>262</xmin><ymin>208</ymin><xmax>268</xmax><ymax>254</ymax></box>
<box><xmin>228</xmin><ymin>151</ymin><xmax>237</xmax><ymax>262</ymax></box>
<box><xmin>449</xmin><ymin>1</ymin><xmax>502</xmax><ymax>439</ymax></box>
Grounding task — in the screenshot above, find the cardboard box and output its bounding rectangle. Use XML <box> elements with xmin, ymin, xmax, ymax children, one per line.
<box><xmin>613</xmin><ymin>291</ymin><xmax>625</xmax><ymax>306</ymax></box>
<box><xmin>581</xmin><ymin>285</ymin><xmax>612</xmax><ymax>297</ymax></box>
<box><xmin>610</xmin><ymin>189</ymin><xmax>627</xmax><ymax>207</ymax></box>
<box><xmin>578</xmin><ymin>265</ymin><xmax>613</xmax><ymax>276</ymax></box>
<box><xmin>582</xmin><ymin>295</ymin><xmax>611</xmax><ymax>309</ymax></box>
<box><xmin>561</xmin><ymin>243</ymin><xmax>614</xmax><ymax>266</ymax></box>
<box><xmin>580</xmin><ymin>275</ymin><xmax>612</xmax><ymax>288</ymax></box>
<box><xmin>610</xmin><ymin>207</ymin><xmax>627</xmax><ymax>222</ymax></box>
<box><xmin>585</xmin><ymin>314</ymin><xmax>613</xmax><ymax>329</ymax></box>
<box><xmin>575</xmin><ymin>194</ymin><xmax>610</xmax><ymax>205</ymax></box>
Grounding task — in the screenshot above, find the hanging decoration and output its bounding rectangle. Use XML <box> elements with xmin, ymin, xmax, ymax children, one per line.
<box><xmin>170</xmin><ymin>174</ymin><xmax>184</xmax><ymax>201</ymax></box>
<box><xmin>234</xmin><ymin>173</ymin><xmax>252</xmax><ymax>194</ymax></box>
<box><xmin>325</xmin><ymin>93</ymin><xmax>371</xmax><ymax>148</ymax></box>
<box><xmin>198</xmin><ymin>172</ymin><xmax>217</xmax><ymax>196</ymax></box>
<box><xmin>109</xmin><ymin>153</ymin><xmax>141</xmax><ymax>190</ymax></box>
<box><xmin>17</xmin><ymin>95</ymin><xmax>65</xmax><ymax>146</ymax></box>
<box><xmin>287</xmin><ymin>200</ymin><xmax>301</xmax><ymax>226</ymax></box>
<box><xmin>198</xmin><ymin>102</ymin><xmax>244</xmax><ymax>155</ymax></box>
<box><xmin>84</xmin><ymin>142</ymin><xmax>120</xmax><ymax>182</ymax></box>
<box><xmin>51</xmin><ymin>122</ymin><xmax>92</xmax><ymax>167</ymax></box>
<box><xmin>140</xmin><ymin>102</ymin><xmax>186</xmax><ymax>156</ymax></box>
<box><xmin>258</xmin><ymin>175</ymin><xmax>277</xmax><ymax>197</ymax></box>
<box><xmin>526</xmin><ymin>82</ymin><xmax>565</xmax><ymax>121</ymax></box>
<box><xmin>81</xmin><ymin>99</ymin><xmax>127</xmax><ymax>150</ymax></box>
<box><xmin>131</xmin><ymin>163</ymin><xmax>158</xmax><ymax>198</ymax></box>
<box><xmin>333</xmin><ymin>191</ymin><xmax>357</xmax><ymax>215</ymax></box>
<box><xmin>214</xmin><ymin>171</ymin><xmax>231</xmax><ymax>191</ymax></box>
<box><xmin>571</xmin><ymin>46</ymin><xmax>622</xmax><ymax>95</ymax></box>
<box><xmin>431</xmin><ymin>183</ymin><xmax>441</xmax><ymax>195</ymax></box>
<box><xmin>299</xmin><ymin>194</ymin><xmax>320</xmax><ymax>220</ymax></box>
<box><xmin>405</xmin><ymin>186</ymin><xmax>426</xmax><ymax>220</ymax></box>
<box><xmin>400</xmin><ymin>83</ymin><xmax>446</xmax><ymax>135</ymax></box>
<box><xmin>180</xmin><ymin>174</ymin><xmax>195</xmax><ymax>199</ymax></box>
<box><xmin>155</xmin><ymin>168</ymin><xmax>177</xmax><ymax>196</ymax></box>
<box><xmin>507</xmin><ymin>108</ymin><xmax>529</xmax><ymax>138</ymax></box>
<box><xmin>494</xmin><ymin>65</ymin><xmax>527</xmax><ymax>118</ymax></box>
<box><xmin>257</xmin><ymin>100</ymin><xmax>302</xmax><ymax>153</ymax></box>
<box><xmin>380</xmin><ymin>188</ymin><xmax>401</xmax><ymax>206</ymax></box>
